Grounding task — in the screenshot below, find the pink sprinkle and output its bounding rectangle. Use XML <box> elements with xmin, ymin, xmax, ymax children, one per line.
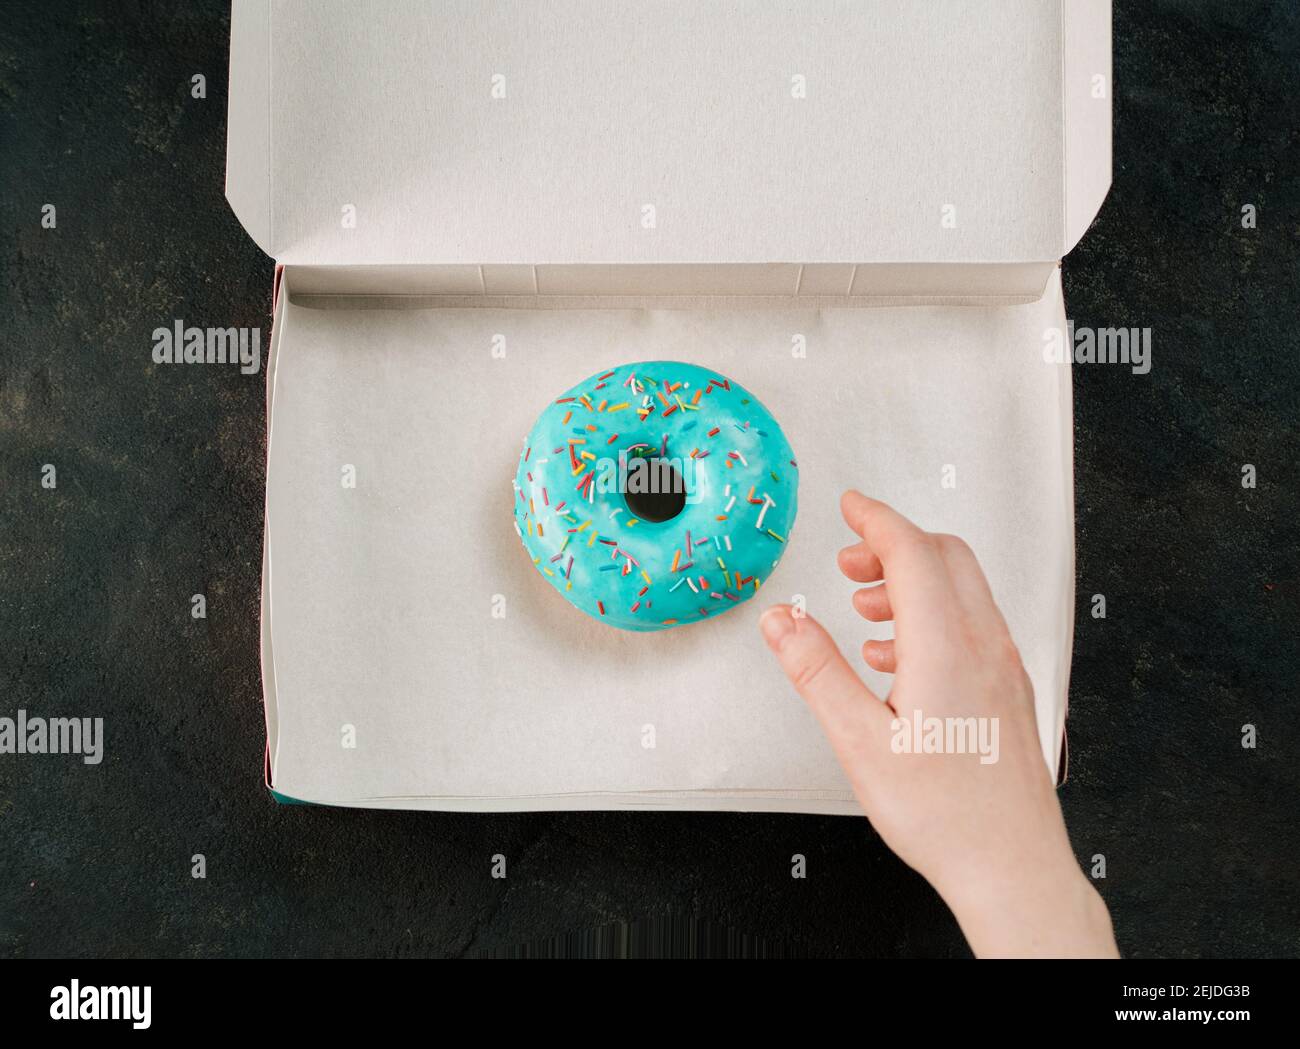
<box><xmin>542</xmin><ymin>487</ymin><xmax>549</xmax><ymax>506</ymax></box>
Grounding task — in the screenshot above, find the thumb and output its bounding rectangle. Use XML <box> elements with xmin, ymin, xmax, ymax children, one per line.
<box><xmin>759</xmin><ymin>605</ymin><xmax>893</xmax><ymax>762</ymax></box>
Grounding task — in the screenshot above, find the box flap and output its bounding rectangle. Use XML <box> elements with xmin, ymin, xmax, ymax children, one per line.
<box><xmin>226</xmin><ymin>0</ymin><xmax>272</xmax><ymax>255</ymax></box>
<box><xmin>1062</xmin><ymin>0</ymin><xmax>1113</xmax><ymax>252</ymax></box>
<box><xmin>227</xmin><ymin>0</ymin><xmax>1110</xmax><ymax>273</ymax></box>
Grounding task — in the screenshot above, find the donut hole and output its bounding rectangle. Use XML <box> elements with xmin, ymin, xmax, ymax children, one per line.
<box><xmin>623</xmin><ymin>457</ymin><xmax>687</xmax><ymax>523</ymax></box>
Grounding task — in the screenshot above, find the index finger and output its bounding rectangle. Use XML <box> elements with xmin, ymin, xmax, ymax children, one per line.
<box><xmin>839</xmin><ymin>490</ymin><xmax>953</xmax><ymax>628</ymax></box>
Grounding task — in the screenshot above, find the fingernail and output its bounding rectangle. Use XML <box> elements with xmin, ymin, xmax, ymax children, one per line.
<box><xmin>759</xmin><ymin>606</ymin><xmax>795</xmax><ymax>650</ymax></box>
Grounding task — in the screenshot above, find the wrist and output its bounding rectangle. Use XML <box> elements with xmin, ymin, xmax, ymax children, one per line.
<box><xmin>939</xmin><ymin>861</ymin><xmax>1118</xmax><ymax>959</ymax></box>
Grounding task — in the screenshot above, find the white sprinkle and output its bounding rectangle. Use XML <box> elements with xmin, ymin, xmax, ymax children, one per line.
<box><xmin>725</xmin><ymin>495</ymin><xmax>736</xmax><ymax>512</ymax></box>
<box><xmin>723</xmin><ymin>535</ymin><xmax>732</xmax><ymax>551</ymax></box>
<box><xmin>686</xmin><ymin>578</ymin><xmax>699</xmax><ymax>593</ymax></box>
<box><xmin>756</xmin><ymin>494</ymin><xmax>775</xmax><ymax>530</ymax></box>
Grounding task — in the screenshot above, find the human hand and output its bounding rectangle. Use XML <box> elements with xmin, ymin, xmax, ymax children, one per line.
<box><xmin>759</xmin><ymin>491</ymin><xmax>1117</xmax><ymax>958</ymax></box>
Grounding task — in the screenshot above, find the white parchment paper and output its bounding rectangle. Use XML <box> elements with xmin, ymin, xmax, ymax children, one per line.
<box><xmin>264</xmin><ymin>274</ymin><xmax>1073</xmax><ymax>810</ymax></box>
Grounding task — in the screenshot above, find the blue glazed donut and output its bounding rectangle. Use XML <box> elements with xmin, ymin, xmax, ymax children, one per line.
<box><xmin>513</xmin><ymin>361</ymin><xmax>798</xmax><ymax>631</ymax></box>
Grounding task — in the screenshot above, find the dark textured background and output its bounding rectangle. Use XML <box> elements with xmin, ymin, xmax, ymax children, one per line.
<box><xmin>1</xmin><ymin>0</ymin><xmax>1297</xmax><ymax>958</ymax></box>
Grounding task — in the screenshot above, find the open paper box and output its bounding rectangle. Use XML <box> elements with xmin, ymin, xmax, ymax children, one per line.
<box><xmin>227</xmin><ymin>0</ymin><xmax>1111</xmax><ymax>812</ymax></box>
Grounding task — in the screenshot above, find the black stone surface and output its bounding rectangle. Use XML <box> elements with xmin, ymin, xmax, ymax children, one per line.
<box><xmin>1</xmin><ymin>1</ymin><xmax>1296</xmax><ymax>958</ymax></box>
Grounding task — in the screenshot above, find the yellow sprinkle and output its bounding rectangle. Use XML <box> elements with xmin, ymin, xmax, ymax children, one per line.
<box><xmin>577</xmin><ymin>520</ymin><xmax>592</xmax><ymax>532</ymax></box>
<box><xmin>716</xmin><ymin>556</ymin><xmax>726</xmax><ymax>570</ymax></box>
<box><xmin>587</xmin><ymin>530</ymin><xmax>598</xmax><ymax>547</ymax></box>
<box><xmin>626</xmin><ymin>517</ymin><xmax>639</xmax><ymax>526</ymax></box>
<box><xmin>766</xmin><ymin>529</ymin><xmax>785</xmax><ymax>541</ymax></box>
<box><xmin>607</xmin><ymin>402</ymin><xmax>629</xmax><ymax>412</ymax></box>
<box><xmin>641</xmin><ymin>570</ymin><xmax>652</xmax><ymax>585</ymax></box>
<box><xmin>581</xmin><ymin>451</ymin><xmax>596</xmax><ymax>461</ymax></box>
<box><xmin>565</xmin><ymin>581</ymin><xmax>573</xmax><ymax>591</ymax></box>
<box><xmin>527</xmin><ymin>520</ymin><xmax>534</xmax><ymax>535</ymax></box>
<box><xmin>543</xmin><ymin>568</ymin><xmax>554</xmax><ymax>577</ymax></box>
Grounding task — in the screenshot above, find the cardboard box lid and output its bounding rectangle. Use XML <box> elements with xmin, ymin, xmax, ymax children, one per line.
<box><xmin>227</xmin><ymin>0</ymin><xmax>1110</xmax><ymax>270</ymax></box>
